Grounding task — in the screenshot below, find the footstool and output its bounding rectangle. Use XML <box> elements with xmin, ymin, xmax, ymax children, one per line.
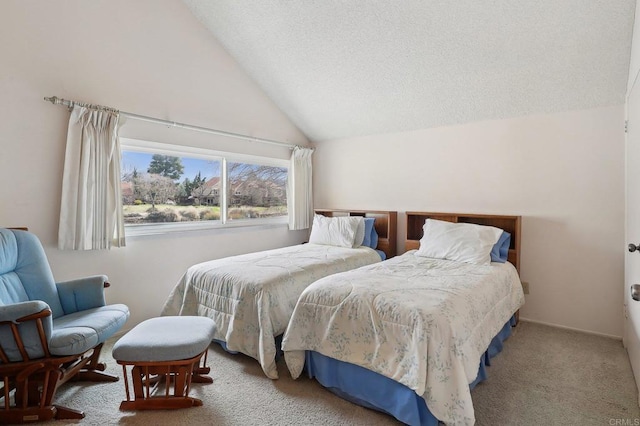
<box><xmin>112</xmin><ymin>316</ymin><xmax>216</xmax><ymax>410</ymax></box>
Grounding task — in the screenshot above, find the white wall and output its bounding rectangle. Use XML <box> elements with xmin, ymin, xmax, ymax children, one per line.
<box><xmin>314</xmin><ymin>105</ymin><xmax>625</xmax><ymax>337</ymax></box>
<box><xmin>0</xmin><ymin>0</ymin><xmax>309</xmax><ymax>328</ymax></box>
<box><xmin>628</xmin><ymin>0</ymin><xmax>640</xmax><ymax>98</ymax></box>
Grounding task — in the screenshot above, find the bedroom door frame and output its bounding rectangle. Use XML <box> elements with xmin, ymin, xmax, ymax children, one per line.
<box><xmin>624</xmin><ymin>70</ymin><xmax>640</xmax><ymax>406</ymax></box>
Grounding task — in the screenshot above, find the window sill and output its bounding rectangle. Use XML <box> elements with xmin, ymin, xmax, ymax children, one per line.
<box><xmin>125</xmin><ymin>217</ymin><xmax>289</xmax><ymax>239</ymax></box>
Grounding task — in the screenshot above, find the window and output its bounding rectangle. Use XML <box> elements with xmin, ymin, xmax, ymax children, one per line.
<box><xmin>120</xmin><ymin>138</ymin><xmax>288</xmax><ymax>234</ymax></box>
<box><xmin>227</xmin><ymin>161</ymin><xmax>288</xmax><ymax>221</ymax></box>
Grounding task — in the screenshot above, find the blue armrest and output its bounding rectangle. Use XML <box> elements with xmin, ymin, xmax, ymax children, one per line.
<box><xmin>0</xmin><ymin>300</ymin><xmax>51</xmax><ymax>322</ymax></box>
<box><xmin>0</xmin><ymin>300</ymin><xmax>53</xmax><ymax>361</ymax></box>
<box><xmin>56</xmin><ymin>275</ymin><xmax>108</xmax><ymax>315</ymax></box>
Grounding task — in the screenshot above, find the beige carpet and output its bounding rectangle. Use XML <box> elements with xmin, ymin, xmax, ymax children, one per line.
<box><xmin>35</xmin><ymin>321</ymin><xmax>639</xmax><ymax>426</ymax></box>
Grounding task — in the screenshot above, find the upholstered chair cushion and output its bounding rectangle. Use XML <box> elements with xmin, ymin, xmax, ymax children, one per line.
<box><xmin>51</xmin><ymin>304</ymin><xmax>130</xmax><ymax>356</ymax></box>
<box><xmin>0</xmin><ymin>229</ymin><xmax>65</xmax><ymax>318</ymax></box>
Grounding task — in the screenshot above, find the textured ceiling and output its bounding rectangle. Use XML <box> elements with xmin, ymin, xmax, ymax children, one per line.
<box><xmin>183</xmin><ymin>0</ymin><xmax>636</xmax><ymax>142</ymax></box>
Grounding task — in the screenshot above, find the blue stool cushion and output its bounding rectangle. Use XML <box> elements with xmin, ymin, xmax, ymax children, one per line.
<box><xmin>112</xmin><ymin>316</ymin><xmax>216</xmax><ymax>362</ymax></box>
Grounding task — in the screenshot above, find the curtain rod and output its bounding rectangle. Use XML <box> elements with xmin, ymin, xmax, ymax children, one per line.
<box><xmin>44</xmin><ymin>96</ymin><xmax>298</xmax><ymax>149</ymax></box>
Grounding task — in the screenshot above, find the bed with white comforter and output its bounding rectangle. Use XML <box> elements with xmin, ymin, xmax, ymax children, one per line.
<box><xmin>161</xmin><ymin>243</ymin><xmax>381</xmax><ymax>379</ymax></box>
<box><xmin>283</xmin><ymin>250</ymin><xmax>524</xmax><ymax>425</ymax></box>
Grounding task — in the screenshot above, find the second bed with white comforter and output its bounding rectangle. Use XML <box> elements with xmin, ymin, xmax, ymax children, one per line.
<box><xmin>283</xmin><ymin>250</ymin><xmax>525</xmax><ymax>425</ymax></box>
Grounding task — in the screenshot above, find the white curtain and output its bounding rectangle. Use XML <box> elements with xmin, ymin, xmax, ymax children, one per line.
<box><xmin>287</xmin><ymin>146</ymin><xmax>314</xmax><ymax>230</ymax></box>
<box><xmin>58</xmin><ymin>105</ymin><xmax>125</xmax><ymax>250</ymax></box>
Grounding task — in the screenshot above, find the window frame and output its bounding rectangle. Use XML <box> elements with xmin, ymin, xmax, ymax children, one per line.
<box><xmin>120</xmin><ymin>138</ymin><xmax>289</xmax><ymax>237</ymax></box>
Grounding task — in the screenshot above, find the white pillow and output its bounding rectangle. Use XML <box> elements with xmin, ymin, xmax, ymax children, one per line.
<box><xmin>309</xmin><ymin>215</ymin><xmax>362</xmax><ymax>248</ymax></box>
<box><xmin>353</xmin><ymin>217</ymin><xmax>366</xmax><ymax>248</ymax></box>
<box><xmin>415</xmin><ymin>219</ymin><xmax>503</xmax><ymax>265</ymax></box>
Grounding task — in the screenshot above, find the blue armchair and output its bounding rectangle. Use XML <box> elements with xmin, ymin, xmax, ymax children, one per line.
<box><xmin>0</xmin><ymin>228</ymin><xmax>130</xmax><ymax>423</ymax></box>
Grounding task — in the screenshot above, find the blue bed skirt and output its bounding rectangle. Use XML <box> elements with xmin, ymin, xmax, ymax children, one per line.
<box><xmin>305</xmin><ymin>315</ymin><xmax>517</xmax><ymax>426</ymax></box>
<box><xmin>214</xmin><ymin>334</ymin><xmax>284</xmax><ymax>359</ymax></box>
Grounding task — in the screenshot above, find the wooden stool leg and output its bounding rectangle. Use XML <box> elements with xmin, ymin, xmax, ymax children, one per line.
<box><xmin>131</xmin><ymin>366</ymin><xmax>145</xmax><ymax>401</ymax></box>
<box><xmin>192</xmin><ymin>353</ymin><xmax>213</xmax><ymax>383</ymax></box>
<box><xmin>117</xmin><ymin>350</ymin><xmax>212</xmax><ymax>411</ymax></box>
<box><xmin>173</xmin><ymin>366</ymin><xmax>185</xmax><ymax>397</ymax></box>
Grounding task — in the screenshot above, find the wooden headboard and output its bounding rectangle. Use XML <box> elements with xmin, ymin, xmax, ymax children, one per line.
<box><xmin>405</xmin><ymin>212</ymin><xmax>521</xmax><ymax>273</ymax></box>
<box><xmin>314</xmin><ymin>209</ymin><xmax>398</xmax><ymax>259</ymax></box>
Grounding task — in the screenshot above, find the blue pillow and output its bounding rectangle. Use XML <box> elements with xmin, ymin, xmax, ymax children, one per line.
<box><xmin>362</xmin><ymin>218</ymin><xmax>375</xmax><ymax>248</ymax></box>
<box><xmin>490</xmin><ymin>231</ymin><xmax>511</xmax><ymax>263</ymax></box>
<box><xmin>370</xmin><ymin>224</ymin><xmax>379</xmax><ymax>249</ymax></box>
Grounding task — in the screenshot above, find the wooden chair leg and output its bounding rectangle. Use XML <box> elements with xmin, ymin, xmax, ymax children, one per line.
<box><xmin>53</xmin><ymin>405</ymin><xmax>85</xmax><ymax>420</ymax></box>
<box><xmin>0</xmin><ymin>406</ymin><xmax>57</xmax><ymax>424</ymax></box>
<box><xmin>71</xmin><ymin>343</ymin><xmax>119</xmax><ymax>382</ymax></box>
<box><xmin>0</xmin><ymin>364</ymin><xmax>84</xmax><ymax>423</ymax></box>
<box><xmin>40</xmin><ymin>368</ymin><xmax>61</xmax><ymax>408</ymax></box>
<box><xmin>74</xmin><ymin>369</ymin><xmax>119</xmax><ymax>382</ymax></box>
<box><xmin>84</xmin><ymin>343</ymin><xmax>107</xmax><ymax>371</ymax></box>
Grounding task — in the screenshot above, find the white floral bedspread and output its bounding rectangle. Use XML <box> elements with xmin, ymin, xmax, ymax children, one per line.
<box><xmin>161</xmin><ymin>243</ymin><xmax>381</xmax><ymax>379</ymax></box>
<box><xmin>282</xmin><ymin>250</ymin><xmax>524</xmax><ymax>425</ymax></box>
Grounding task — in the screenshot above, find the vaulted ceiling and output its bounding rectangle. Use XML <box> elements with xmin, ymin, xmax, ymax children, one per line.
<box><xmin>183</xmin><ymin>1</ymin><xmax>636</xmax><ymax>142</ymax></box>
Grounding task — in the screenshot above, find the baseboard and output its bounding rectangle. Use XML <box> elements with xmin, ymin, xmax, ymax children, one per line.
<box><xmin>519</xmin><ymin>317</ymin><xmax>622</xmax><ymax>340</ymax></box>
